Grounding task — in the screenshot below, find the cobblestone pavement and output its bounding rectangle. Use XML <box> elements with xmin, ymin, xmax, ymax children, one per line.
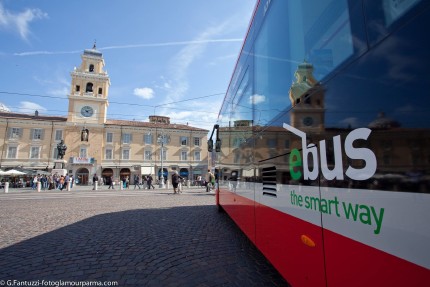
<box><xmin>0</xmin><ymin>187</ymin><xmax>290</xmax><ymax>286</ymax></box>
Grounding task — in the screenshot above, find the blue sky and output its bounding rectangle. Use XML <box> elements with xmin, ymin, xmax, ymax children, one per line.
<box><xmin>0</xmin><ymin>0</ymin><xmax>256</xmax><ymax>130</ymax></box>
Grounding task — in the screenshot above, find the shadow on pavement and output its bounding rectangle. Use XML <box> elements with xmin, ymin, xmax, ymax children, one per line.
<box><xmin>0</xmin><ymin>205</ymin><xmax>289</xmax><ymax>287</ymax></box>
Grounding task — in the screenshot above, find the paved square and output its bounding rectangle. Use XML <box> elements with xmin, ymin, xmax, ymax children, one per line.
<box><xmin>0</xmin><ymin>188</ymin><xmax>289</xmax><ymax>286</ymax></box>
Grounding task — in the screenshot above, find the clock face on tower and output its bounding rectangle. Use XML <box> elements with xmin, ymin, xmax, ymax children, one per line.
<box><xmin>81</xmin><ymin>106</ymin><xmax>94</xmax><ymax>117</ymax></box>
<box><xmin>303</xmin><ymin>116</ymin><xmax>314</xmax><ymax>126</ymax></box>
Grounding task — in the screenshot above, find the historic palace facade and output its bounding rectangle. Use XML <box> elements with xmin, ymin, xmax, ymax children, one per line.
<box><xmin>0</xmin><ymin>47</ymin><xmax>209</xmax><ymax>185</ymax></box>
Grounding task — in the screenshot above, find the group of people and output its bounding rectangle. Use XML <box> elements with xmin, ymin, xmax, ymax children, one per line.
<box><xmin>32</xmin><ymin>173</ymin><xmax>74</xmax><ymax>191</ymax></box>
<box><xmin>171</xmin><ymin>169</ymin><xmax>215</xmax><ymax>194</ymax></box>
<box><xmin>99</xmin><ymin>174</ymin><xmax>156</xmax><ymax>190</ymax></box>
<box><xmin>89</xmin><ymin>170</ymin><xmax>217</xmax><ymax>194</ymax></box>
<box><xmin>132</xmin><ymin>174</ymin><xmax>155</xmax><ymax>190</ymax></box>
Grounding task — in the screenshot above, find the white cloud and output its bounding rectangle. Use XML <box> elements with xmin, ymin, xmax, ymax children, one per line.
<box><xmin>48</xmin><ymin>87</ymin><xmax>69</xmax><ymax>97</ymax></box>
<box><xmin>249</xmin><ymin>94</ymin><xmax>265</xmax><ymax>105</ymax></box>
<box><xmin>17</xmin><ymin>101</ymin><xmax>46</xmax><ymax>114</ymax></box>
<box><xmin>134</xmin><ymin>87</ymin><xmax>154</xmax><ymax>100</ymax></box>
<box><xmin>0</xmin><ymin>2</ymin><xmax>48</xmax><ymax>41</ymax></box>
<box><xmin>160</xmin><ymin>19</ymin><xmax>235</xmax><ymax>110</ymax></box>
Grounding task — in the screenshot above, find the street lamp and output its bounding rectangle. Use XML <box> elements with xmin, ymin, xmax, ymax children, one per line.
<box><xmin>157</xmin><ymin>132</ymin><xmax>168</xmax><ymax>188</ymax></box>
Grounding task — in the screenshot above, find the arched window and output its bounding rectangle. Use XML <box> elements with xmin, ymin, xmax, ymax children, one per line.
<box><xmin>86</xmin><ymin>82</ymin><xmax>93</xmax><ymax>92</ymax></box>
<box><xmin>89</xmin><ymin>64</ymin><xmax>94</xmax><ymax>72</ymax></box>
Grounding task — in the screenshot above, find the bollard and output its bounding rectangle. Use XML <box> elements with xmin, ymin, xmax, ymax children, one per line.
<box><xmin>187</xmin><ymin>180</ymin><xmax>190</xmax><ymax>188</ymax></box>
<box><xmin>67</xmin><ymin>181</ymin><xmax>71</xmax><ymax>191</ymax></box>
<box><xmin>5</xmin><ymin>182</ymin><xmax>9</xmax><ymax>193</ymax></box>
<box><xmin>166</xmin><ymin>180</ymin><xmax>170</xmax><ymax>189</ymax></box>
<box><xmin>95</xmin><ymin>181</ymin><xmax>98</xmax><ymax>191</ymax></box>
<box><xmin>37</xmin><ymin>182</ymin><xmax>41</xmax><ymax>192</ymax></box>
<box><xmin>120</xmin><ymin>181</ymin><xmax>123</xmax><ymax>190</ymax></box>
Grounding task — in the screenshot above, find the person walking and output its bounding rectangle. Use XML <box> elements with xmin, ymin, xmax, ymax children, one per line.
<box><xmin>92</xmin><ymin>173</ymin><xmax>98</xmax><ymax>190</ymax></box>
<box><xmin>133</xmin><ymin>174</ymin><xmax>141</xmax><ymax>189</ymax></box>
<box><xmin>205</xmin><ymin>169</ymin><xmax>214</xmax><ymax>192</ymax></box>
<box><xmin>147</xmin><ymin>174</ymin><xmax>155</xmax><ymax>189</ymax></box>
<box><xmin>108</xmin><ymin>175</ymin><xmax>114</xmax><ymax>189</ymax></box>
<box><xmin>171</xmin><ymin>171</ymin><xmax>183</xmax><ymax>194</ymax></box>
<box><xmin>70</xmin><ymin>175</ymin><xmax>74</xmax><ymax>189</ymax></box>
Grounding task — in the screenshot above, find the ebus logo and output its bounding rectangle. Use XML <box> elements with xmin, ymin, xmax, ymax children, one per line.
<box><xmin>283</xmin><ymin>123</ymin><xmax>377</xmax><ymax>181</ymax></box>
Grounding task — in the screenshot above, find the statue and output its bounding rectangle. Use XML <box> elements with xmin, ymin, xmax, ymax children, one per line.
<box><xmin>81</xmin><ymin>128</ymin><xmax>89</xmax><ymax>142</ymax></box>
<box><xmin>57</xmin><ymin>140</ymin><xmax>67</xmax><ymax>159</ymax></box>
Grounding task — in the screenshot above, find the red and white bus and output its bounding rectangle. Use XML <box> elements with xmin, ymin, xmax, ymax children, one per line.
<box><xmin>211</xmin><ymin>0</ymin><xmax>430</xmax><ymax>286</ymax></box>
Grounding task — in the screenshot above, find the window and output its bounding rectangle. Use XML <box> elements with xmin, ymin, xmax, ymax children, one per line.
<box><xmin>9</xmin><ymin>128</ymin><xmax>21</xmax><ymax>139</ymax></box>
<box><xmin>30</xmin><ymin>147</ymin><xmax>40</xmax><ymax>159</ymax></box>
<box><xmin>98</xmin><ymin>88</ymin><xmax>102</xmax><ymax>95</ymax></box>
<box><xmin>86</xmin><ymin>82</ymin><xmax>93</xmax><ymax>92</ymax></box>
<box><xmin>76</xmin><ymin>85</ymin><xmax>80</xmax><ymax>92</ymax></box>
<box><xmin>194</xmin><ymin>151</ymin><xmax>201</xmax><ymax>161</ymax></box>
<box><xmin>144</xmin><ymin>150</ymin><xmax>153</xmax><ymax>160</ymax></box>
<box><xmin>284</xmin><ymin>139</ymin><xmax>290</xmax><ymax>149</ymax></box>
<box><xmin>89</xmin><ymin>64</ymin><xmax>94</xmax><ymax>72</ymax></box>
<box><xmin>382</xmin><ymin>0</ymin><xmax>421</xmax><ymax>26</ymax></box>
<box><xmin>123</xmin><ymin>133</ymin><xmax>132</xmax><ymax>144</ymax></box>
<box><xmin>55</xmin><ymin>130</ymin><xmax>63</xmax><ymax>141</ymax></box>
<box><xmin>234</xmin><ymin>152</ymin><xmax>240</xmax><ymax>164</ymax></box>
<box><xmin>267</xmin><ymin>138</ymin><xmax>277</xmax><ymax>148</ymax></box>
<box><xmin>144</xmin><ymin>134</ymin><xmax>153</xmax><ymax>144</ymax></box>
<box><xmin>32</xmin><ymin>129</ymin><xmax>43</xmax><ymax>140</ymax></box>
<box><xmin>181</xmin><ymin>151</ymin><xmax>188</xmax><ymax>161</ymax></box>
<box><xmin>194</xmin><ymin>137</ymin><xmax>200</xmax><ymax>146</ymax></box>
<box><xmin>122</xmin><ymin>149</ymin><xmax>130</xmax><ymax>160</ymax></box>
<box><xmin>105</xmin><ymin>149</ymin><xmax>112</xmax><ymax>160</ymax></box>
<box><xmin>7</xmin><ymin>146</ymin><xmax>17</xmax><ymax>159</ymax></box>
<box><xmin>233</xmin><ymin>137</ymin><xmax>245</xmax><ymax>148</ymax></box>
<box><xmin>80</xmin><ymin>147</ymin><xmax>87</xmax><ymax>158</ymax></box>
<box><xmin>53</xmin><ymin>148</ymin><xmax>58</xmax><ymax>159</ymax></box>
<box><xmin>180</xmin><ymin>136</ymin><xmax>188</xmax><ymax>146</ymax></box>
<box><xmin>106</xmin><ymin>132</ymin><xmax>113</xmax><ymax>143</ymax></box>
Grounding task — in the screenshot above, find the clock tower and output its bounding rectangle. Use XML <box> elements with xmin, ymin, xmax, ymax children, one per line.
<box><xmin>67</xmin><ymin>44</ymin><xmax>110</xmax><ymax>124</ymax></box>
<box><xmin>289</xmin><ymin>61</ymin><xmax>325</xmax><ymax>131</ymax></box>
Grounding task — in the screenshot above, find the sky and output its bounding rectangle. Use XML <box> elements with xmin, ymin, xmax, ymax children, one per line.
<box><xmin>0</xmin><ymin>0</ymin><xmax>256</xmax><ymax>131</ymax></box>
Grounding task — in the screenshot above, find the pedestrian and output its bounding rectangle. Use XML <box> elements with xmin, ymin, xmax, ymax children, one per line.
<box><xmin>92</xmin><ymin>173</ymin><xmax>98</xmax><ymax>190</ymax></box>
<box><xmin>133</xmin><ymin>174</ymin><xmax>141</xmax><ymax>189</ymax></box>
<box><xmin>205</xmin><ymin>169</ymin><xmax>214</xmax><ymax>192</ymax></box>
<box><xmin>171</xmin><ymin>170</ymin><xmax>183</xmax><ymax>194</ymax></box>
<box><xmin>32</xmin><ymin>175</ymin><xmax>38</xmax><ymax>190</ymax></box>
<box><xmin>147</xmin><ymin>174</ymin><xmax>155</xmax><ymax>189</ymax></box>
<box><xmin>65</xmin><ymin>174</ymin><xmax>70</xmax><ymax>190</ymax></box>
<box><xmin>40</xmin><ymin>175</ymin><xmax>47</xmax><ymax>190</ymax></box>
<box><xmin>108</xmin><ymin>175</ymin><xmax>114</xmax><ymax>189</ymax></box>
<box><xmin>59</xmin><ymin>175</ymin><xmax>65</xmax><ymax>191</ymax></box>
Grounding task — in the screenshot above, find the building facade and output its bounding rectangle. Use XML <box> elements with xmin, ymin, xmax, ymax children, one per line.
<box><xmin>0</xmin><ymin>46</ymin><xmax>209</xmax><ymax>185</ymax></box>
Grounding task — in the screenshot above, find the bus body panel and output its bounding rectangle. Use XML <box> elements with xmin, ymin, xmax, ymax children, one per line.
<box><xmin>324</xmin><ymin>229</ymin><xmax>430</xmax><ymax>287</ymax></box>
<box><xmin>219</xmin><ymin>188</ymin><xmax>256</xmax><ymax>244</ymax></box>
<box><xmin>255</xmin><ymin>201</ymin><xmax>326</xmax><ymax>287</ymax></box>
<box><xmin>215</xmin><ymin>0</ymin><xmax>430</xmax><ymax>285</ymax></box>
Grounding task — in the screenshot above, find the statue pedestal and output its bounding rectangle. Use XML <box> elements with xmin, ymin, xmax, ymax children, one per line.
<box><xmin>52</xmin><ymin>159</ymin><xmax>67</xmax><ymax>177</ymax></box>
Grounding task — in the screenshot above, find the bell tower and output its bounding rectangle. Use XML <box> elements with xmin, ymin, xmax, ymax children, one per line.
<box><xmin>67</xmin><ymin>43</ymin><xmax>110</xmax><ymax>124</ymax></box>
<box><xmin>289</xmin><ymin>61</ymin><xmax>325</xmax><ymax>131</ymax></box>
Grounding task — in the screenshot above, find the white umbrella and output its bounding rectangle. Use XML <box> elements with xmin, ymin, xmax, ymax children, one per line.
<box><xmin>3</xmin><ymin>169</ymin><xmax>26</xmax><ymax>176</ymax></box>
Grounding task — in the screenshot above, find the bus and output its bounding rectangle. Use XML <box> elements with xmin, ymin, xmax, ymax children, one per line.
<box><xmin>211</xmin><ymin>0</ymin><xmax>430</xmax><ymax>286</ymax></box>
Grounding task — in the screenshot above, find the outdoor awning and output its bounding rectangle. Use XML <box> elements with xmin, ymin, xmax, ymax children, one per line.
<box><xmin>141</xmin><ymin>166</ymin><xmax>154</xmax><ymax>175</ymax></box>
